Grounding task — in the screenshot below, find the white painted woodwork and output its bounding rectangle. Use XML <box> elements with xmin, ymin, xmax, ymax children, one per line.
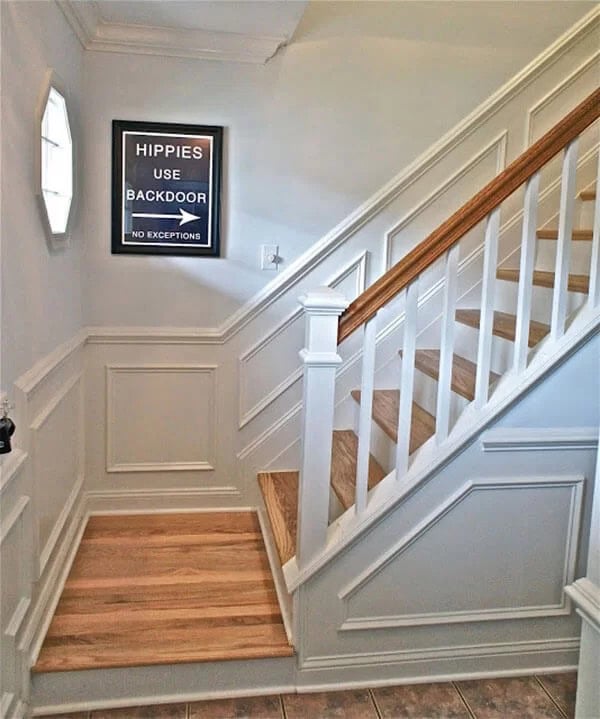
<box><xmin>295</xmin><ymin>342</ymin><xmax>597</xmax><ymax>679</ymax></box>
<box><xmin>435</xmin><ymin>244</ymin><xmax>460</xmax><ymax>440</ymax></box>
<box><xmin>355</xmin><ymin>316</ymin><xmax>377</xmax><ymax>514</ymax></box>
<box><xmin>395</xmin><ymin>282</ymin><xmax>419</xmax><ymax>477</ymax></box>
<box><xmin>588</xmin><ymin>153</ymin><xmax>600</xmax><ymax>307</ymax></box>
<box><xmin>513</xmin><ymin>173</ymin><xmax>541</xmax><ymax>372</ymax></box>
<box><xmin>565</xmin><ymin>428</ymin><xmax>600</xmax><ymax>719</ymax></box>
<box><xmin>296</xmin><ymin>288</ymin><xmax>349</xmax><ymax>567</ymax></box>
<box><xmin>551</xmin><ymin>138</ymin><xmax>579</xmax><ymax>340</ymax></box>
<box><xmin>474</xmin><ymin>207</ymin><xmax>501</xmax><ymax>408</ymax></box>
<box><xmin>106</xmin><ymin>365</ymin><xmax>217</xmax><ymax>473</ymax></box>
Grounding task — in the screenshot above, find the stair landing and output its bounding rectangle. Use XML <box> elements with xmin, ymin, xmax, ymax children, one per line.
<box><xmin>33</xmin><ymin>512</ymin><xmax>293</xmax><ymax>673</ymax></box>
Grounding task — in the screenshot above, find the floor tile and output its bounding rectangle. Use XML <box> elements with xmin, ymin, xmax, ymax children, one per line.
<box><xmin>189</xmin><ymin>694</ymin><xmax>283</xmax><ymax>718</ymax></box>
<box><xmin>537</xmin><ymin>673</ymin><xmax>577</xmax><ymax>718</ymax></box>
<box><xmin>282</xmin><ymin>689</ymin><xmax>378</xmax><ymax>718</ymax></box>
<box><xmin>372</xmin><ymin>682</ymin><xmax>471</xmax><ymax>718</ymax></box>
<box><xmin>90</xmin><ymin>704</ymin><xmax>186</xmax><ymax>718</ymax></box>
<box><xmin>457</xmin><ymin>677</ymin><xmax>564</xmax><ymax>718</ymax></box>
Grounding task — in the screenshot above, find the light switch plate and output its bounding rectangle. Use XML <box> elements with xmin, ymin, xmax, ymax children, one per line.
<box><xmin>261</xmin><ymin>244</ymin><xmax>279</xmax><ymax>271</ymax></box>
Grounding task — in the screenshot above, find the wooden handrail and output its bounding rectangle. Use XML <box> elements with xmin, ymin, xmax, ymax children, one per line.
<box><xmin>338</xmin><ymin>88</ymin><xmax>600</xmax><ymax>343</ymax></box>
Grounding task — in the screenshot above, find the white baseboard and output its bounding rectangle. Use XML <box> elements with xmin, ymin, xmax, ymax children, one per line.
<box><xmin>85</xmin><ymin>486</ymin><xmax>243</xmax><ymax>515</ymax></box>
<box><xmin>22</xmin><ymin>489</ymin><xmax>89</xmax><ymax>670</ymax></box>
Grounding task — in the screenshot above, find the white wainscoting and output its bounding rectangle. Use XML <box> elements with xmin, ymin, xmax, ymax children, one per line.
<box><xmin>339</xmin><ymin>476</ymin><xmax>584</xmax><ymax>629</ymax></box>
<box><xmin>0</xmin><ymin>451</ymin><xmax>32</xmax><ymax>719</ymax></box>
<box><xmin>105</xmin><ymin>364</ymin><xmax>218</xmax><ymax>473</ymax></box>
<box><xmin>29</xmin><ymin>373</ymin><xmax>84</xmax><ymax>578</ymax></box>
<box><xmin>238</xmin><ymin>251</ymin><xmax>367</xmax><ymax>430</ymax></box>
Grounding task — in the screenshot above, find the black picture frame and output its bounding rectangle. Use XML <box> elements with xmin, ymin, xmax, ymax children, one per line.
<box><xmin>112</xmin><ymin>120</ymin><xmax>222</xmax><ymax>257</ymax></box>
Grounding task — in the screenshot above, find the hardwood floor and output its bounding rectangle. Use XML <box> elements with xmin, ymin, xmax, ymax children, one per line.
<box><xmin>33</xmin><ymin>512</ymin><xmax>293</xmax><ymax>673</ymax></box>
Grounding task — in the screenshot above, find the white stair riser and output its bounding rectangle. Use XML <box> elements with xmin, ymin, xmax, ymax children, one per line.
<box><xmin>535</xmin><ymin>237</ymin><xmax>592</xmax><ymax>274</ymax></box>
<box><xmin>495</xmin><ymin>278</ymin><xmax>588</xmax><ymax>323</ymax></box>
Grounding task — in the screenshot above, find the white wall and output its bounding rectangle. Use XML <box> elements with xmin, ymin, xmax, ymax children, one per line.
<box><xmin>1</xmin><ymin>4</ymin><xmax>86</xmax><ymax>714</ymax></box>
<box><xmin>1</xmin><ymin>0</ymin><xmax>85</xmax><ymax>392</ymax></box>
<box><xmin>81</xmin><ymin>0</ymin><xmax>597</xmax><ymax>329</ymax></box>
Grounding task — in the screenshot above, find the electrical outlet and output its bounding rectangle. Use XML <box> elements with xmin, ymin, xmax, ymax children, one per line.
<box><xmin>261</xmin><ymin>244</ymin><xmax>279</xmax><ymax>271</ymax></box>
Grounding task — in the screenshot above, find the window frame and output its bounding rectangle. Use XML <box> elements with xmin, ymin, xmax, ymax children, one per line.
<box><xmin>36</xmin><ymin>70</ymin><xmax>76</xmax><ymax>249</ymax></box>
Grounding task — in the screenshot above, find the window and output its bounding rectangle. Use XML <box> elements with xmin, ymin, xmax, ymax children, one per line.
<box><xmin>40</xmin><ymin>84</ymin><xmax>73</xmax><ymax>238</ymax></box>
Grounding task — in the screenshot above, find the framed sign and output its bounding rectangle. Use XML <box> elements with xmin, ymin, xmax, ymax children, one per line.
<box><xmin>112</xmin><ymin>120</ymin><xmax>222</xmax><ymax>257</ymax></box>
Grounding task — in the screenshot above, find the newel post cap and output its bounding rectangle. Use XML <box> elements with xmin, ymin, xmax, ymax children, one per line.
<box><xmin>299</xmin><ymin>287</ymin><xmax>350</xmax><ymax>314</ymax></box>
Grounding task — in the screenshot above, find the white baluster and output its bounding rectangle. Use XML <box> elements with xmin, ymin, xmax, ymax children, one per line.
<box><xmin>395</xmin><ymin>281</ymin><xmax>419</xmax><ymax>477</ymax></box>
<box><xmin>435</xmin><ymin>244</ymin><xmax>460</xmax><ymax>441</ymax></box>
<box><xmin>355</xmin><ymin>316</ymin><xmax>377</xmax><ymax>515</ymax></box>
<box><xmin>551</xmin><ymin>138</ymin><xmax>579</xmax><ymax>340</ymax></box>
<box><xmin>296</xmin><ymin>287</ymin><xmax>349</xmax><ymax>568</ymax></box>
<box><xmin>588</xmin><ymin>150</ymin><xmax>600</xmax><ymax>307</ymax></box>
<box><xmin>474</xmin><ymin>207</ymin><xmax>501</xmax><ymax>408</ymax></box>
<box><xmin>513</xmin><ymin>172</ymin><xmax>541</xmax><ymax>372</ymax></box>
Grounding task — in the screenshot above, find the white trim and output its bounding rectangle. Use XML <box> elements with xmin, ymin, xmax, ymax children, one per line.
<box><xmin>39</xmin><ymin>474</ymin><xmax>84</xmax><ymax>576</ymax></box>
<box><xmin>1</xmin><ymin>694</ymin><xmax>14</xmax><ymax>719</ymax></box>
<box><xmin>22</xmin><ymin>490</ymin><xmax>88</xmax><ymax>669</ymax></box>
<box><xmin>14</xmin><ymin>329</ymin><xmax>86</xmax><ymax>396</ymax></box>
<box><xmin>105</xmin><ymin>364</ymin><xmax>218</xmax><ymax>473</ymax></box>
<box><xmin>256</xmin><ymin>508</ymin><xmax>294</xmax><ymax>645</ymax></box>
<box><xmin>525</xmin><ymin>50</ymin><xmax>600</xmax><ymax>145</ymax></box>
<box><xmin>299</xmin><ymin>637</ymin><xmax>579</xmax><ymax>670</ymax></box>
<box><xmin>481</xmin><ymin>427</ymin><xmax>599</xmax><ymax>452</ymax></box>
<box><xmin>5</xmin><ymin>598</ymin><xmax>32</xmax><ymax>640</ymax></box>
<box><xmin>237</xmin><ymin>401</ymin><xmax>302</xmax><ymax>461</ymax></box>
<box><xmin>238</xmin><ymin>251</ymin><xmax>368</xmax><ymax>428</ymax></box>
<box><xmin>0</xmin><ymin>450</ymin><xmax>28</xmax><ymax>496</ymax></box>
<box><xmin>11</xmin><ymin>700</ymin><xmax>26</xmax><ymax>719</ymax></box>
<box><xmin>285</xmin><ymin>307</ymin><xmax>600</xmax><ymax>591</ymax></box>
<box><xmin>87</xmin><ymin>326</ymin><xmax>223</xmax><ymax>345</ymax></box>
<box><xmin>85</xmin><ymin>487</ymin><xmax>242</xmax><ymax>514</ymax></box>
<box><xmin>0</xmin><ymin>496</ymin><xmax>30</xmax><ymax>545</ymax></box>
<box><xmin>56</xmin><ymin>0</ymin><xmax>293</xmax><ymax>65</ymax></box>
<box><xmin>565</xmin><ymin>578</ymin><xmax>600</xmax><ymax>632</ymax></box>
<box><xmin>337</xmin><ymin>476</ymin><xmax>583</xmax><ymax>628</ymax></box>
<box><xmin>383</xmin><ymin>132</ymin><xmax>507</xmax><ymax>269</ymax></box>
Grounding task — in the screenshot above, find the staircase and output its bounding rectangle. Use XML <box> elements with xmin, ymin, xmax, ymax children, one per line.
<box><xmin>258</xmin><ymin>89</ymin><xmax>599</xmax><ymax>603</ymax></box>
<box><xmin>30</xmin><ymin>91</ymin><xmax>599</xmax><ymax>716</ymax></box>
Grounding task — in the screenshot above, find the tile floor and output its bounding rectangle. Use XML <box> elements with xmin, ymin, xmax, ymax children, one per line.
<box><xmin>38</xmin><ymin>672</ymin><xmax>577</xmax><ymax>718</ymax></box>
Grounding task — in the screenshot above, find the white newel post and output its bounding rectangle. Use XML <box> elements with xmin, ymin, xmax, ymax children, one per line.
<box><xmin>296</xmin><ymin>288</ymin><xmax>349</xmax><ymax>568</ymax></box>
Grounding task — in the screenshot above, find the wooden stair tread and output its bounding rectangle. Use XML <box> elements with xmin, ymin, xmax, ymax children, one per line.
<box><xmin>402</xmin><ymin>349</ymin><xmax>499</xmax><ymax>401</ymax></box>
<box><xmin>351</xmin><ymin>389</ymin><xmax>436</xmax><ymax>451</ymax></box>
<box><xmin>456</xmin><ymin>309</ymin><xmax>549</xmax><ymax>347</ymax></box>
<box><xmin>257</xmin><ymin>471</ymin><xmax>298</xmax><ymax>566</ymax></box>
<box><xmin>536</xmin><ymin>228</ymin><xmax>593</xmax><ymax>241</ymax></box>
<box><xmin>579</xmin><ymin>190</ymin><xmax>596</xmax><ymax>201</ymax></box>
<box><xmin>331</xmin><ymin>430</ymin><xmax>386</xmax><ymax>510</ymax></box>
<box><xmin>33</xmin><ymin>512</ymin><xmax>293</xmax><ymax>672</ymax></box>
<box><xmin>497</xmin><ymin>268</ymin><xmax>589</xmax><ymax>294</ymax></box>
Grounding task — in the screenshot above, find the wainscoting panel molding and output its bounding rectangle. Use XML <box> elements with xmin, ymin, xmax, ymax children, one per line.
<box><xmin>339</xmin><ymin>476</ymin><xmax>583</xmax><ymax>629</ymax></box>
<box><xmin>105</xmin><ymin>364</ymin><xmax>218</xmax><ymax>473</ymax></box>
<box><xmin>29</xmin><ymin>373</ymin><xmax>84</xmax><ymax>579</ymax></box>
<box><xmin>238</xmin><ymin>252</ymin><xmax>367</xmax><ymax>429</ymax></box>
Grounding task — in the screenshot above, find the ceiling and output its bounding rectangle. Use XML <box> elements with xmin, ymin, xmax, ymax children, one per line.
<box><xmin>58</xmin><ymin>0</ymin><xmax>309</xmax><ymax>64</ymax></box>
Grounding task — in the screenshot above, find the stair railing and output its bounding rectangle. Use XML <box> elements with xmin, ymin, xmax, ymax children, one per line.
<box><xmin>296</xmin><ymin>89</ymin><xmax>600</xmax><ymax>569</ymax></box>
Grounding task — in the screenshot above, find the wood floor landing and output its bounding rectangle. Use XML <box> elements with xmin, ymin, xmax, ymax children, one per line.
<box><xmin>33</xmin><ymin>512</ymin><xmax>293</xmax><ymax>673</ymax></box>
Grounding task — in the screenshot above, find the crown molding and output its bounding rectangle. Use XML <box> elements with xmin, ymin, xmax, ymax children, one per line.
<box><xmin>56</xmin><ymin>0</ymin><xmax>288</xmax><ymax>64</ymax></box>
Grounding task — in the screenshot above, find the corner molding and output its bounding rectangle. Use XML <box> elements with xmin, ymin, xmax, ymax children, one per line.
<box><xmin>56</xmin><ymin>0</ymin><xmax>288</xmax><ymax>64</ymax></box>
